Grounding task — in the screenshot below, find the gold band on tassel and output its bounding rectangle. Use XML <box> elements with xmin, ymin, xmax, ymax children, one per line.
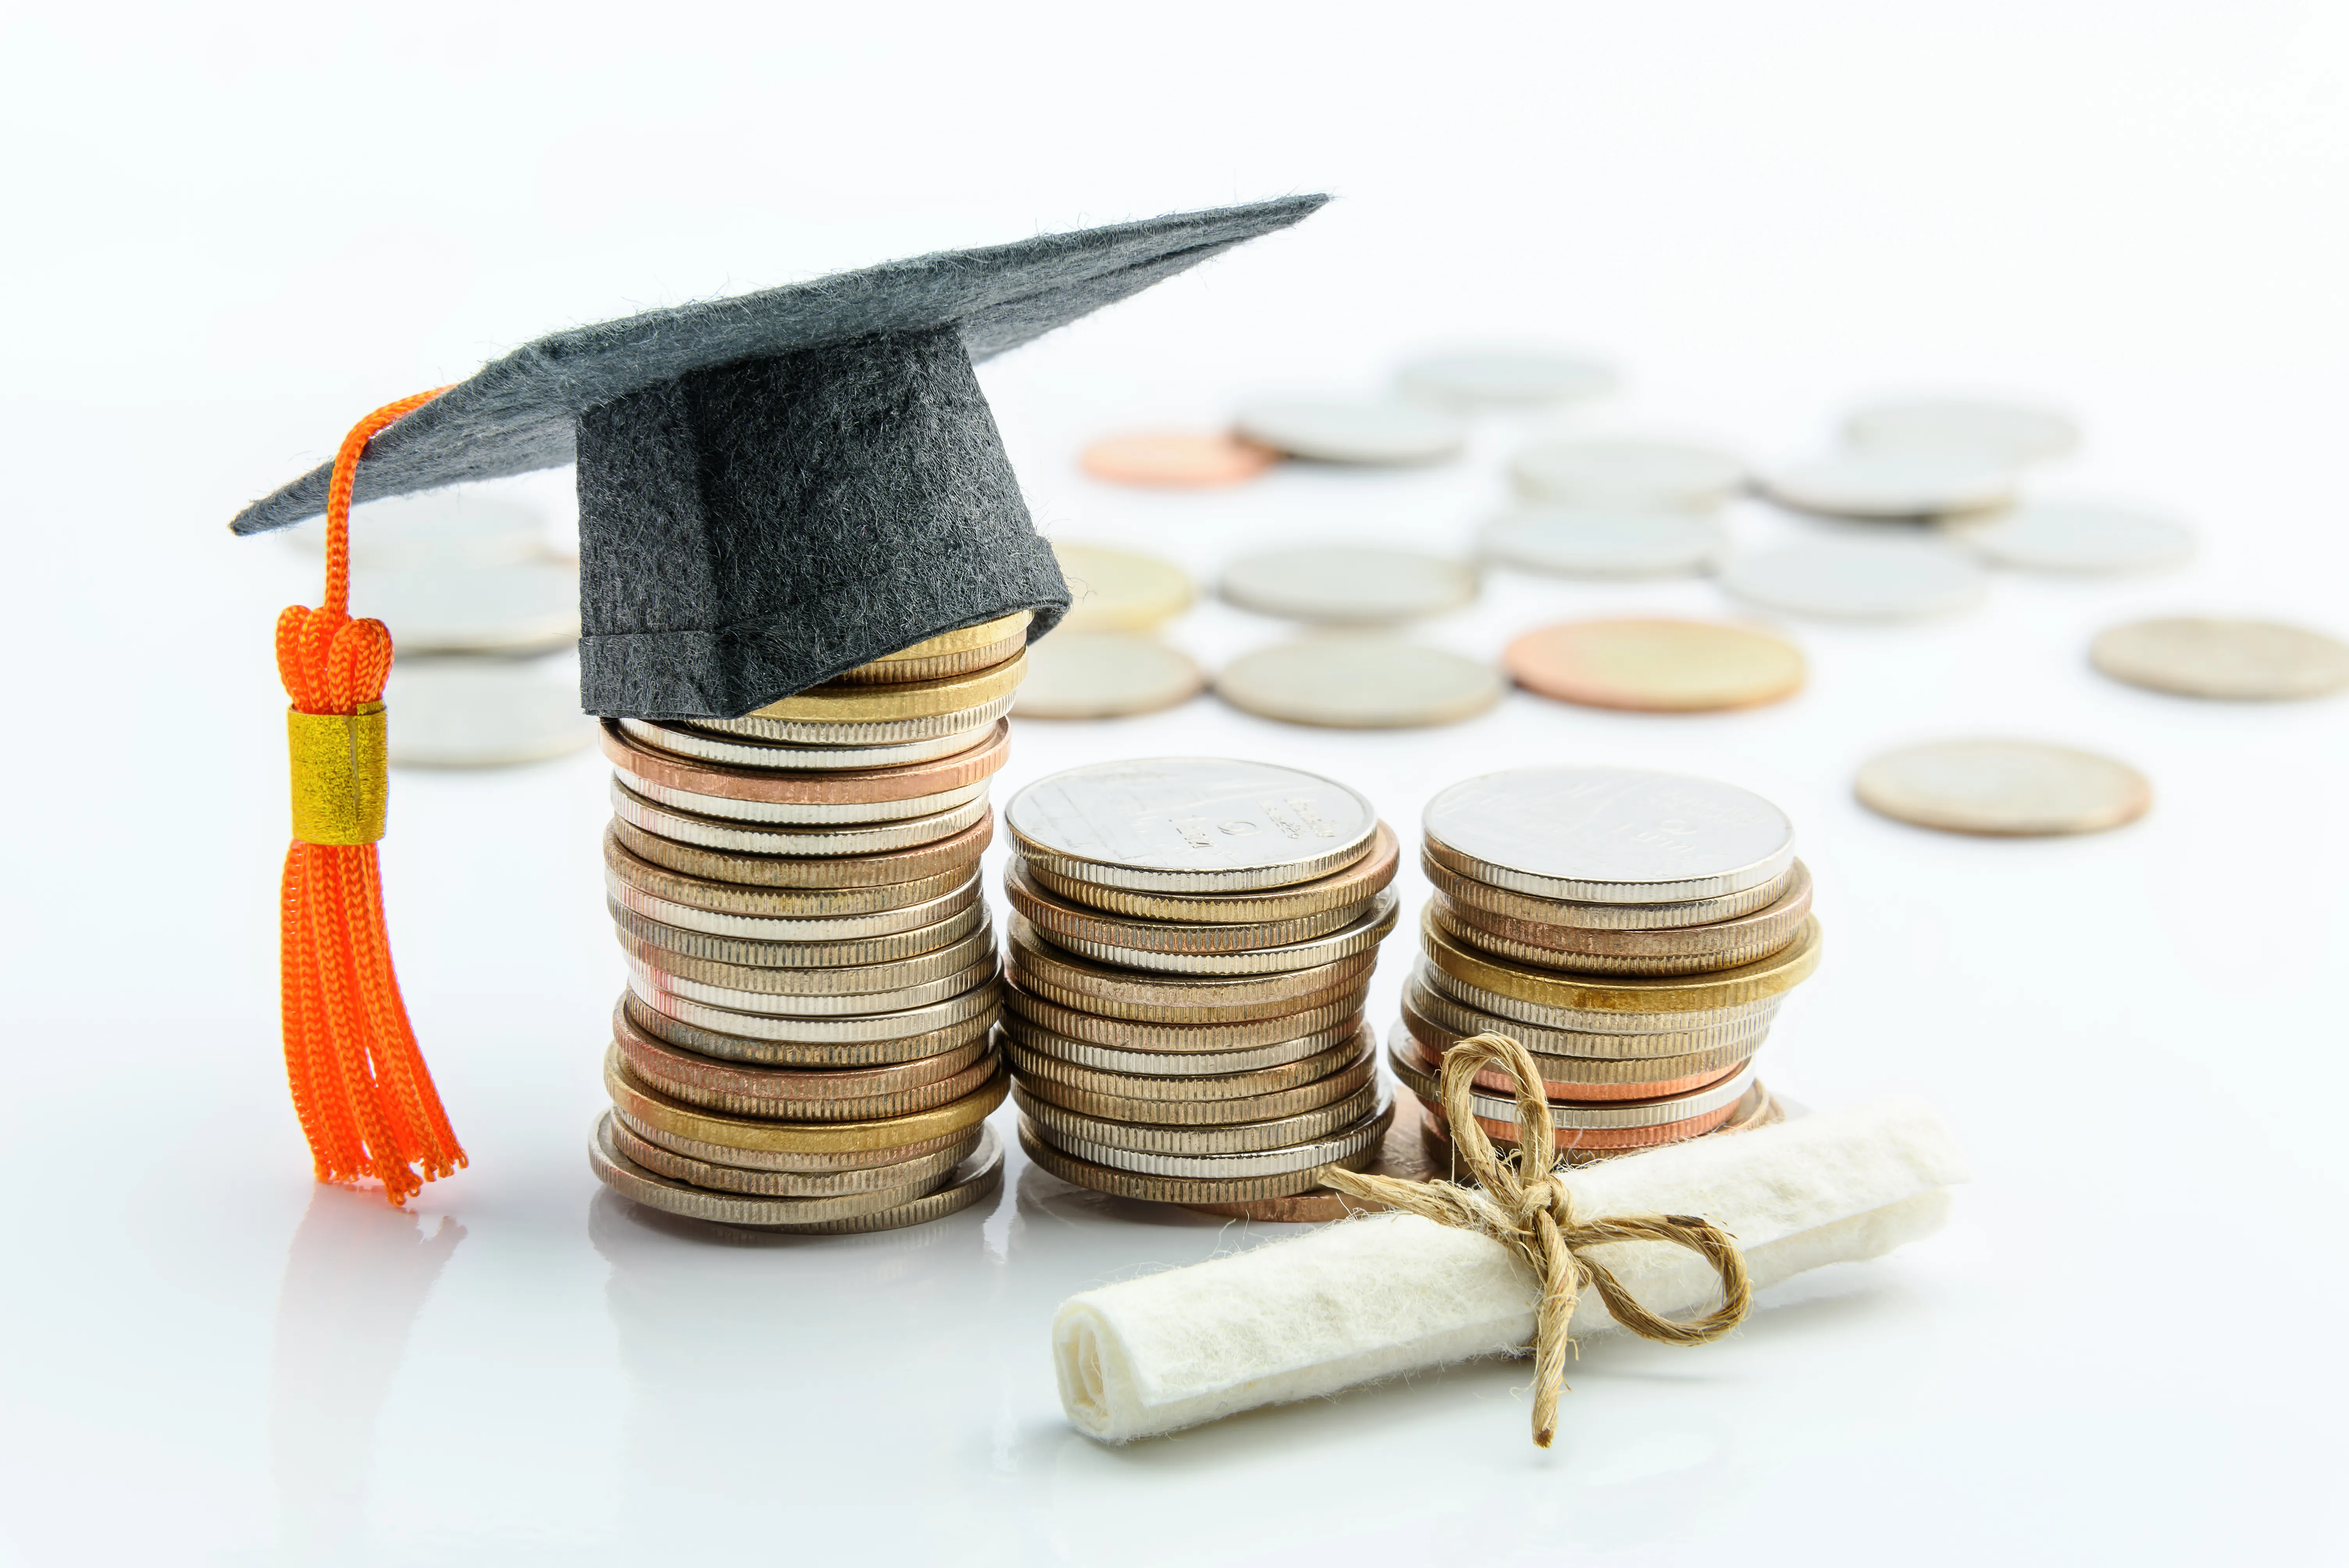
<box><xmin>287</xmin><ymin>702</ymin><xmax>389</xmax><ymax>845</ymax></box>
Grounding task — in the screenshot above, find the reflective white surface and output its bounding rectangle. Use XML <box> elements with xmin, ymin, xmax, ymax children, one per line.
<box><xmin>5</xmin><ymin>3</ymin><xmax>2347</xmax><ymax>1563</ymax></box>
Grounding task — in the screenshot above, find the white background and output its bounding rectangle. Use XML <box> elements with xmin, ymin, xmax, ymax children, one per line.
<box><xmin>3</xmin><ymin>2</ymin><xmax>2346</xmax><ymax>1563</ymax></box>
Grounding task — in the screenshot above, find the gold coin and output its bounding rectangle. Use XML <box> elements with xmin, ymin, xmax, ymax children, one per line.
<box><xmin>1005</xmin><ymin>855</ymin><xmax>1374</xmax><ymax>954</ymax></box>
<box><xmin>681</xmin><ymin>697</ymin><xmax>1018</xmax><ymax>747</ymax></box>
<box><xmin>604</xmin><ymin>828</ymin><xmax>968</xmax><ymax>918</ymax></box>
<box><xmin>1017</xmin><ymin>1081</ymin><xmax>1382</xmax><ymax>1156</ymax></box>
<box><xmin>1011</xmin><ymin>632</ymin><xmax>1204</xmax><ymax>720</ymax></box>
<box><xmin>1052</xmin><ymin>541</ymin><xmax>1194</xmax><ymax>631</ymax></box>
<box><xmin>622</xmin><ymin>990</ymin><xmax>995</xmax><ymax>1069</ymax></box>
<box><xmin>617</xmin><ymin>717</ymin><xmax>993</xmax><ymax>772</ymax></box>
<box><xmin>614</xmin><ymin>1021</ymin><xmax>998</xmax><ymax>1121</ymax></box>
<box><xmin>611</xmin><ymin>897</ymin><xmax>986</xmax><ymax>971</ymax></box>
<box><xmin>1855</xmin><ymin>739</ymin><xmax>2150</xmax><ymax>836</ymax></box>
<box><xmin>1214</xmin><ymin>636</ymin><xmax>1502</xmax><ymax>729</ymax></box>
<box><xmin>1019</xmin><ymin>1120</ymin><xmax>1377</xmax><ymax>1203</ymax></box>
<box><xmin>1005</xmin><ymin>925</ymin><xmax>1377</xmax><ymax>1021</ymax></box>
<box><xmin>593</xmin><ymin>1114</ymin><xmax>940</xmax><ymax>1222</ymax></box>
<box><xmin>740</xmin><ymin>651</ymin><xmax>1027</xmax><ymax>722</ymax></box>
<box><xmin>624</xmin><ymin>951</ymin><xmax>996</xmax><ymax>1020</ymax></box>
<box><xmin>1504</xmin><ymin>617</ymin><xmax>1806</xmax><ymax>712</ymax></box>
<box><xmin>607</xmin><ymin>871</ymin><xmax>981</xmax><ymax>943</ymax></box>
<box><xmin>1428</xmin><ymin>866</ymin><xmax>1811</xmax><ymax>975</ymax></box>
<box><xmin>1022</xmin><ymin>821</ymin><xmax>1400</xmax><ymax>923</ymax></box>
<box><xmin>831</xmin><ymin>613</ymin><xmax>1033</xmax><ymax>685</ymax></box>
<box><xmin>616</xmin><ymin>923</ymin><xmax>994</xmax><ymax>998</ymax></box>
<box><xmin>1001</xmin><ymin>1010</ymin><xmax>1362</xmax><ymax>1075</ymax></box>
<box><xmin>1420</xmin><ymin>849</ymin><xmax>1793</xmax><ymax>931</ymax></box>
<box><xmin>1002</xmin><ymin>978</ymin><xmax>1369</xmax><ymax>1049</ymax></box>
<box><xmin>595</xmin><ymin>1117</ymin><xmax>1004</xmax><ymax>1232</ymax></box>
<box><xmin>617</xmin><ymin>1105</ymin><xmax>980</xmax><ymax>1174</ymax></box>
<box><xmin>1421</xmin><ymin>907</ymin><xmax>1823</xmax><ymax>1014</ymax></box>
<box><xmin>1003</xmin><ymin>1032</ymin><xmax>1362</xmax><ymax>1103</ymax></box>
<box><xmin>608</xmin><ymin>1114</ymin><xmax>978</xmax><ymax>1196</ymax></box>
<box><xmin>2091</xmin><ymin>615</ymin><xmax>2349</xmax><ymax>700</ymax></box>
<box><xmin>604</xmin><ymin>1048</ymin><xmax>1008</xmax><ymax>1154</ymax></box>
<box><xmin>609</xmin><ymin>810</ymin><xmax>990</xmax><ymax>890</ymax></box>
<box><xmin>1079</xmin><ymin>431</ymin><xmax>1280</xmax><ymax>489</ymax></box>
<box><xmin>624</xmin><ymin>972</ymin><xmax>999</xmax><ymax>1044</ymax></box>
<box><xmin>1012</xmin><ymin>1032</ymin><xmax>1373</xmax><ymax>1126</ymax></box>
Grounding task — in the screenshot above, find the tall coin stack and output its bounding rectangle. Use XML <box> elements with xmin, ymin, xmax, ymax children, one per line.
<box><xmin>587</xmin><ymin>613</ymin><xmax>1035</xmax><ymax>1232</ymax></box>
<box><xmin>999</xmin><ymin>759</ymin><xmax>1403</xmax><ymax>1213</ymax></box>
<box><xmin>1398</xmin><ymin>767</ymin><xmax>1821</xmax><ymax>1161</ymax></box>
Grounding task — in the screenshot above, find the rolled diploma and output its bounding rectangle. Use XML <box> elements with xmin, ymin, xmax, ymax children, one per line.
<box><xmin>1054</xmin><ymin>1094</ymin><xmax>1967</xmax><ymax>1442</ymax></box>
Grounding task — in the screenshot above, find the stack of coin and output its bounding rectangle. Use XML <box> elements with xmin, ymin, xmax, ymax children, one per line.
<box><xmin>999</xmin><ymin>758</ymin><xmax>1404</xmax><ymax>1212</ymax></box>
<box><xmin>1398</xmin><ymin>767</ymin><xmax>1822</xmax><ymax>1162</ymax></box>
<box><xmin>586</xmin><ymin>613</ymin><xmax>1035</xmax><ymax>1232</ymax></box>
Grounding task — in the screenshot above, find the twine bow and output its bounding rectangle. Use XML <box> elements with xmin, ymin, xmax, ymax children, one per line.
<box><xmin>1324</xmin><ymin>1033</ymin><xmax>1752</xmax><ymax>1448</ymax></box>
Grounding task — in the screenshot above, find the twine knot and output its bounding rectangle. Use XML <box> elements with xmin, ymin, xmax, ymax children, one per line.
<box><xmin>1325</xmin><ymin>1033</ymin><xmax>1752</xmax><ymax>1448</ymax></box>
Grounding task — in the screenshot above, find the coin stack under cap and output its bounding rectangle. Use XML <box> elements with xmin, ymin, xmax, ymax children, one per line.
<box><xmin>1000</xmin><ymin>758</ymin><xmax>1403</xmax><ymax>1213</ymax></box>
<box><xmin>586</xmin><ymin>613</ymin><xmax>1036</xmax><ymax>1232</ymax></box>
<box><xmin>1399</xmin><ymin>767</ymin><xmax>1821</xmax><ymax>1162</ymax></box>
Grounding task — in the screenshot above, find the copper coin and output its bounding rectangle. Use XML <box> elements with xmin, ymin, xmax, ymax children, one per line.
<box><xmin>610</xmin><ymin>779</ymin><xmax>990</xmax><ymax>857</ymax></box>
<box><xmin>608</xmin><ymin>809</ymin><xmax>991</xmax><ymax>891</ymax></box>
<box><xmin>1181</xmin><ymin>1091</ymin><xmax>1446</xmax><ymax>1221</ymax></box>
<box><xmin>617</xmin><ymin>923</ymin><xmax>995</xmax><ymax>998</ymax></box>
<box><xmin>1023</xmin><ymin>821</ymin><xmax>1400</xmax><ymax>924</ymax></box>
<box><xmin>1004</xmin><ymin>1032</ymin><xmax>1363</xmax><ymax>1103</ymax></box>
<box><xmin>831</xmin><ymin>612</ymin><xmax>1032</xmax><ymax>684</ymax></box>
<box><xmin>611</xmin><ymin>897</ymin><xmax>986</xmax><ymax>971</ymax></box>
<box><xmin>1004</xmin><ymin>925</ymin><xmax>1378</xmax><ymax>1020</ymax></box>
<box><xmin>1001</xmin><ymin>1010</ymin><xmax>1362</xmax><ymax>1075</ymax></box>
<box><xmin>614</xmin><ymin>1023</ymin><xmax>998</xmax><ymax>1122</ymax></box>
<box><xmin>1019</xmin><ymin>1120</ymin><xmax>1378</xmax><ymax>1205</ymax></box>
<box><xmin>1080</xmin><ymin>431</ymin><xmax>1281</xmax><ymax>488</ymax></box>
<box><xmin>601</xmin><ymin>719</ymin><xmax>1009</xmax><ymax>807</ymax></box>
<box><xmin>604</xmin><ymin>828</ymin><xmax>971</xmax><ymax>918</ymax></box>
<box><xmin>621</xmin><ymin>990</ymin><xmax>994</xmax><ymax>1069</ymax></box>
<box><xmin>1001</xmin><ymin>978</ymin><xmax>1369</xmax><ymax>1049</ymax></box>
<box><xmin>612</xmin><ymin>1110</ymin><xmax>980</xmax><ymax>1187</ymax></box>
<box><xmin>1017</xmin><ymin>1081</ymin><xmax>1383</xmax><ymax>1157</ymax></box>
<box><xmin>1506</xmin><ymin>618</ymin><xmax>1806</xmax><ymax>712</ymax></box>
<box><xmin>1398</xmin><ymin>1003</ymin><xmax>1756</xmax><ymax>1101</ymax></box>
<box><xmin>1420</xmin><ymin>849</ymin><xmax>1794</xmax><ymax>932</ymax></box>
<box><xmin>1430</xmin><ymin>861</ymin><xmax>1815</xmax><ymax>970</ymax></box>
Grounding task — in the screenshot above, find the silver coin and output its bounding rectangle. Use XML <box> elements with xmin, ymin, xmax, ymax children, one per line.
<box><xmin>1404</xmin><ymin>976</ymin><xmax>1780</xmax><ymax>1060</ymax></box>
<box><xmin>620</xmin><ymin>990</ymin><xmax>993</xmax><ymax>1068</ymax></box>
<box><xmin>1233</xmin><ymin>399</ymin><xmax>1467</xmax><ymax>465</ymax></box>
<box><xmin>1221</xmin><ymin>547</ymin><xmax>1478</xmax><ymax>624</ymax></box>
<box><xmin>682</xmin><ymin>691</ymin><xmax>1017</xmax><ymax>746</ymax></box>
<box><xmin>1012</xmin><ymin>632</ymin><xmax>1203</xmax><ymax>720</ymax></box>
<box><xmin>1855</xmin><ymin>738</ymin><xmax>2151</xmax><ymax>836</ymax></box>
<box><xmin>1511</xmin><ymin>437</ymin><xmax>1744</xmax><ymax>510</ymax></box>
<box><xmin>625</xmin><ymin>951</ymin><xmax>996</xmax><ymax>1018</ymax></box>
<box><xmin>1953</xmin><ymin>499</ymin><xmax>2193</xmax><ymax>575</ymax></box>
<box><xmin>1026</xmin><ymin>1100</ymin><xmax>1392</xmax><ymax>1180</ymax></box>
<box><xmin>1479</xmin><ymin>505</ymin><xmax>1726</xmax><ymax>579</ymax></box>
<box><xmin>624</xmin><ymin>971</ymin><xmax>1000</xmax><ymax>1043</ymax></box>
<box><xmin>1014</xmin><ymin>1078</ymin><xmax>1381</xmax><ymax>1156</ymax></box>
<box><xmin>592</xmin><ymin>1117</ymin><xmax>1004</xmax><ymax>1233</ymax></box>
<box><xmin>1430</xmin><ymin>898</ymin><xmax>1802</xmax><ymax>977</ymax></box>
<box><xmin>2091</xmin><ymin>617</ymin><xmax>2349</xmax><ymax>701</ymax></box>
<box><xmin>1384</xmin><ymin>1023</ymin><xmax>1756</xmax><ymax>1127</ymax></box>
<box><xmin>1416</xmin><ymin>959</ymin><xmax>1783</xmax><ymax>1042</ymax></box>
<box><xmin>1843</xmin><ymin>396</ymin><xmax>2080</xmax><ymax>464</ymax></box>
<box><xmin>610</xmin><ymin>898</ymin><xmax>987</xmax><ymax>972</ymax></box>
<box><xmin>606</xmin><ymin>870</ymin><xmax>981</xmax><ymax>942</ymax></box>
<box><xmin>383</xmin><ymin>656</ymin><xmax>595</xmax><ymax>768</ymax></box>
<box><xmin>1761</xmin><ymin>450</ymin><xmax>2017</xmax><ymax>520</ymax></box>
<box><xmin>1718</xmin><ymin>536</ymin><xmax>1989</xmax><ymax>622</ymax></box>
<box><xmin>616</xmin><ymin>922</ymin><xmax>996</xmax><ymax>994</ymax></box>
<box><xmin>1394</xmin><ymin>351</ymin><xmax>1616</xmax><ymax>408</ymax></box>
<box><xmin>610</xmin><ymin>779</ymin><xmax>989</xmax><ymax>856</ymax></box>
<box><xmin>616</xmin><ymin>717</ymin><xmax>991</xmax><ymax>771</ymax></box>
<box><xmin>1005</xmin><ymin>757</ymin><xmax>1378</xmax><ymax>892</ymax></box>
<box><xmin>350</xmin><ymin>558</ymin><xmax>581</xmax><ymax>654</ymax></box>
<box><xmin>610</xmin><ymin>769</ymin><xmax>988</xmax><ymax>826</ymax></box>
<box><xmin>1423</xmin><ymin>766</ymin><xmax>1794</xmax><ymax>903</ymax></box>
<box><xmin>1000</xmin><ymin>1013</ymin><xmax>1363</xmax><ymax>1076</ymax></box>
<box><xmin>293</xmin><ymin>491</ymin><xmax>549</xmax><ymax>570</ymax></box>
<box><xmin>1215</xmin><ymin>637</ymin><xmax>1502</xmax><ymax>729</ymax></box>
<box><xmin>1024</xmin><ymin>890</ymin><xmax>1399</xmax><ymax>976</ymax></box>
<box><xmin>1421</xmin><ymin>851</ymin><xmax>1794</xmax><ymax>930</ymax></box>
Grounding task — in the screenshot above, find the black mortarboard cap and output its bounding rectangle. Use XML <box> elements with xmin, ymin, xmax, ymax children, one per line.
<box><xmin>231</xmin><ymin>195</ymin><xmax>1327</xmax><ymax>718</ymax></box>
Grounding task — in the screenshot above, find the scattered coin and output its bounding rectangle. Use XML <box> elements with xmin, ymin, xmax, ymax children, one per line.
<box><xmin>1394</xmin><ymin>351</ymin><xmax>1617</xmax><ymax>408</ymax></box>
<box><xmin>1013</xmin><ymin>632</ymin><xmax>1203</xmax><ymax>720</ymax></box>
<box><xmin>353</xmin><ymin>558</ymin><xmax>581</xmax><ymax>654</ymax></box>
<box><xmin>1955</xmin><ymin>499</ymin><xmax>2193</xmax><ymax>575</ymax></box>
<box><xmin>1006</xmin><ymin>757</ymin><xmax>1379</xmax><ymax>893</ymax></box>
<box><xmin>1233</xmin><ymin>398</ymin><xmax>1467</xmax><ymax>465</ymax></box>
<box><xmin>1843</xmin><ymin>396</ymin><xmax>2080</xmax><ymax>464</ymax></box>
<box><xmin>382</xmin><ymin>656</ymin><xmax>595</xmax><ymax>768</ymax></box>
<box><xmin>1479</xmin><ymin>506</ymin><xmax>1725</xmax><ymax>579</ymax></box>
<box><xmin>1052</xmin><ymin>542</ymin><xmax>1195</xmax><ymax>632</ymax></box>
<box><xmin>1216</xmin><ymin>638</ymin><xmax>1501</xmax><ymax>729</ymax></box>
<box><xmin>1505</xmin><ymin>619</ymin><xmax>1805</xmax><ymax>712</ymax></box>
<box><xmin>1718</xmin><ymin>536</ymin><xmax>1990</xmax><ymax>622</ymax></box>
<box><xmin>1855</xmin><ymin>738</ymin><xmax>2151</xmax><ymax>836</ymax></box>
<box><xmin>1761</xmin><ymin>450</ymin><xmax>2017</xmax><ymax>519</ymax></box>
<box><xmin>1511</xmin><ymin>437</ymin><xmax>1745</xmax><ymax>510</ymax></box>
<box><xmin>1081</xmin><ymin>432</ymin><xmax>1280</xmax><ymax>488</ymax></box>
<box><xmin>1221</xmin><ymin>546</ymin><xmax>1477</xmax><ymax>624</ymax></box>
<box><xmin>2089</xmin><ymin>617</ymin><xmax>2349</xmax><ymax>701</ymax></box>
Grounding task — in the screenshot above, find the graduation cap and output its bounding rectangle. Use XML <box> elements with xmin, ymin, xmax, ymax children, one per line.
<box><xmin>243</xmin><ymin>195</ymin><xmax>1327</xmax><ymax>1203</ymax></box>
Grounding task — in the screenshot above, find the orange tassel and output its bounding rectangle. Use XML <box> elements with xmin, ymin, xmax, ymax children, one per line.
<box><xmin>275</xmin><ymin>391</ymin><xmax>464</xmax><ymax>1206</ymax></box>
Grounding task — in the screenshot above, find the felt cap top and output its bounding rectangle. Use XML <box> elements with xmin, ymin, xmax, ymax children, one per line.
<box><xmin>232</xmin><ymin>195</ymin><xmax>1327</xmax><ymax>718</ymax></box>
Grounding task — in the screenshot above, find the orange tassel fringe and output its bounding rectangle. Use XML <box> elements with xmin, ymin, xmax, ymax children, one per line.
<box><xmin>276</xmin><ymin>390</ymin><xmax>465</xmax><ymax>1205</ymax></box>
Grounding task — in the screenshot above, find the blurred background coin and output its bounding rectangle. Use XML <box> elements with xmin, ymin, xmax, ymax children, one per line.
<box><xmin>1855</xmin><ymin>738</ymin><xmax>2150</xmax><ymax>835</ymax></box>
<box><xmin>384</xmin><ymin>657</ymin><xmax>595</xmax><ymax>768</ymax></box>
<box><xmin>1511</xmin><ymin>436</ymin><xmax>1745</xmax><ymax>510</ymax></box>
<box><xmin>1506</xmin><ymin>618</ymin><xmax>1805</xmax><ymax>712</ymax></box>
<box><xmin>1051</xmin><ymin>542</ymin><xmax>1194</xmax><ymax>632</ymax></box>
<box><xmin>287</xmin><ymin>490</ymin><xmax>553</xmax><ymax>569</ymax></box>
<box><xmin>1955</xmin><ymin>499</ymin><xmax>2194</xmax><ymax>574</ymax></box>
<box><xmin>1394</xmin><ymin>349</ymin><xmax>1617</xmax><ymax>408</ymax></box>
<box><xmin>1843</xmin><ymin>396</ymin><xmax>2082</xmax><ymax>465</ymax></box>
<box><xmin>1221</xmin><ymin>545</ymin><xmax>1477</xmax><ymax>623</ymax></box>
<box><xmin>1719</xmin><ymin>536</ymin><xmax>1989</xmax><ymax>622</ymax></box>
<box><xmin>1079</xmin><ymin>432</ymin><xmax>1280</xmax><ymax>488</ymax></box>
<box><xmin>1479</xmin><ymin>505</ymin><xmax>1724</xmax><ymax>578</ymax></box>
<box><xmin>2090</xmin><ymin>616</ymin><xmax>2349</xmax><ymax>700</ymax></box>
<box><xmin>1761</xmin><ymin>449</ymin><xmax>2018</xmax><ymax>519</ymax></box>
<box><xmin>1215</xmin><ymin>637</ymin><xmax>1501</xmax><ymax>728</ymax></box>
<box><xmin>1232</xmin><ymin>398</ymin><xmax>1467</xmax><ymax>464</ymax></box>
<box><xmin>351</xmin><ymin>558</ymin><xmax>581</xmax><ymax>654</ymax></box>
<box><xmin>1014</xmin><ymin>633</ymin><xmax>1204</xmax><ymax>720</ymax></box>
